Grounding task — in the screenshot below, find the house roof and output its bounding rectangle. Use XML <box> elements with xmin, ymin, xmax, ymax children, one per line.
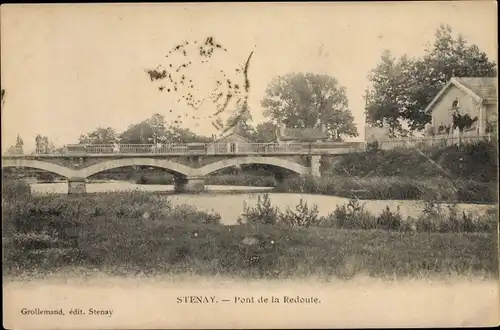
<box><xmin>425</xmin><ymin>77</ymin><xmax>498</xmax><ymax>114</ymax></box>
<box><xmin>277</xmin><ymin>127</ymin><xmax>329</xmax><ymax>141</ymax></box>
<box><xmin>454</xmin><ymin>77</ymin><xmax>497</xmax><ymax>104</ymax></box>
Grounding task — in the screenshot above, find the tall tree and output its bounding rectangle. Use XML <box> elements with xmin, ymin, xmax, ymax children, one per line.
<box><xmin>366</xmin><ymin>24</ymin><xmax>497</xmax><ymax>134</ymax></box>
<box><xmin>35</xmin><ymin>135</ymin><xmax>55</xmax><ymax>154</ymax></box>
<box><xmin>364</xmin><ymin>51</ymin><xmax>416</xmax><ymax>137</ymax></box>
<box><xmin>119</xmin><ymin>113</ymin><xmax>210</xmax><ymax>144</ymax></box>
<box><xmin>119</xmin><ymin>114</ymin><xmax>167</xmax><ymax>144</ymax></box>
<box><xmin>169</xmin><ymin>126</ymin><xmax>212</xmax><ymax>143</ymax></box>
<box><xmin>252</xmin><ymin>121</ymin><xmax>278</xmax><ymax>143</ymax></box>
<box><xmin>261</xmin><ymin>72</ymin><xmax>358</xmax><ymax>141</ymax></box>
<box><xmin>15</xmin><ymin>135</ymin><xmax>24</xmax><ymax>147</ymax></box>
<box><xmin>147</xmin><ymin>113</ymin><xmax>168</xmax><ymax>144</ymax></box>
<box><xmin>79</xmin><ymin>127</ymin><xmax>118</xmax><ymax>144</ymax></box>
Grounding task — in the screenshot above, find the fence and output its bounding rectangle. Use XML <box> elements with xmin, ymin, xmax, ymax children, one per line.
<box><xmin>374</xmin><ymin>134</ymin><xmax>494</xmax><ymax>151</ymax></box>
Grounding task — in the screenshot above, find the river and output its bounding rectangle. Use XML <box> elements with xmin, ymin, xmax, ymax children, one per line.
<box><xmin>30</xmin><ymin>182</ymin><xmax>494</xmax><ymax>225</ymax></box>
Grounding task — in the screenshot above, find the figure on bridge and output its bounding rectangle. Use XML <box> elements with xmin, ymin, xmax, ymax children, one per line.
<box><xmin>151</xmin><ymin>142</ymin><xmax>164</xmax><ymax>153</ymax></box>
<box><xmin>112</xmin><ymin>142</ymin><xmax>120</xmax><ymax>153</ymax></box>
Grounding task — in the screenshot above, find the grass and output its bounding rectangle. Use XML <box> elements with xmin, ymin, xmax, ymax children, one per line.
<box><xmin>326</xmin><ymin>140</ymin><xmax>498</xmax><ymax>183</ymax></box>
<box><xmin>276</xmin><ymin>175</ymin><xmax>498</xmax><ymax>204</ymax></box>
<box><xmin>2</xmin><ymin>180</ymin><xmax>498</xmax><ymax>280</ymax></box>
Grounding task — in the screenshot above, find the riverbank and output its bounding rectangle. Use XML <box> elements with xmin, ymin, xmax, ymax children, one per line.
<box><xmin>126</xmin><ymin>173</ymin><xmax>498</xmax><ymax>204</ymax></box>
<box><xmin>3</xmin><ymin>182</ymin><xmax>498</xmax><ymax>280</ymax></box>
<box><xmin>276</xmin><ymin>175</ymin><xmax>498</xmax><ymax>204</ymax></box>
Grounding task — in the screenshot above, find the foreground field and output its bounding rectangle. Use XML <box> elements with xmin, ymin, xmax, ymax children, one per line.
<box><xmin>3</xmin><ymin>181</ymin><xmax>498</xmax><ymax>280</ymax></box>
<box><xmin>4</xmin><ymin>222</ymin><xmax>498</xmax><ymax>280</ymax></box>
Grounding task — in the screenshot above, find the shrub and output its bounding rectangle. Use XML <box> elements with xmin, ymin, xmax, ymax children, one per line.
<box><xmin>237</xmin><ymin>193</ymin><xmax>279</xmax><ymax>225</ymax></box>
<box><xmin>376</xmin><ymin>205</ymin><xmax>403</xmax><ymax>230</ymax></box>
<box><xmin>279</xmin><ymin>198</ymin><xmax>320</xmax><ymax>227</ymax></box>
<box><xmin>321</xmin><ymin>198</ymin><xmax>377</xmax><ymax>230</ymax></box>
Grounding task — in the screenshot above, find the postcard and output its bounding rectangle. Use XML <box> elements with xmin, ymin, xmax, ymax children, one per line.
<box><xmin>2</xmin><ymin>2</ymin><xmax>499</xmax><ymax>329</ymax></box>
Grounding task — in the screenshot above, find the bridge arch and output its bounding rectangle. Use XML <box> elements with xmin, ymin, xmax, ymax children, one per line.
<box><xmin>75</xmin><ymin>158</ymin><xmax>196</xmax><ymax>178</ymax></box>
<box><xmin>197</xmin><ymin>156</ymin><xmax>309</xmax><ymax>176</ymax></box>
<box><xmin>1</xmin><ymin>159</ymin><xmax>75</xmax><ymax>178</ymax></box>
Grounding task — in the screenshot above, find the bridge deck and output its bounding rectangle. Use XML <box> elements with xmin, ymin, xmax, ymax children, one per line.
<box><xmin>3</xmin><ymin>142</ymin><xmax>365</xmax><ymax>158</ymax></box>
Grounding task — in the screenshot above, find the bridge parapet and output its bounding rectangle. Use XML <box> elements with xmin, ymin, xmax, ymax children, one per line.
<box><xmin>3</xmin><ymin>142</ymin><xmax>365</xmax><ymax>158</ymax></box>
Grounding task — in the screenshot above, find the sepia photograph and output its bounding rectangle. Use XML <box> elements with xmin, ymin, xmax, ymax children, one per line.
<box><xmin>2</xmin><ymin>2</ymin><xmax>499</xmax><ymax>329</ymax></box>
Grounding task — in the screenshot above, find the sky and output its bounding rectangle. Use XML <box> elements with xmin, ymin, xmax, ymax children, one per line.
<box><xmin>1</xmin><ymin>2</ymin><xmax>497</xmax><ymax>152</ymax></box>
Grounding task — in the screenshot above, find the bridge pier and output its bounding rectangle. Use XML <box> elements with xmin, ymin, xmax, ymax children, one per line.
<box><xmin>68</xmin><ymin>177</ymin><xmax>86</xmax><ymax>194</ymax></box>
<box><xmin>174</xmin><ymin>176</ymin><xmax>205</xmax><ymax>193</ymax></box>
<box><xmin>310</xmin><ymin>155</ymin><xmax>321</xmax><ymax>177</ymax></box>
<box><xmin>273</xmin><ymin>173</ymin><xmax>285</xmax><ymax>187</ymax></box>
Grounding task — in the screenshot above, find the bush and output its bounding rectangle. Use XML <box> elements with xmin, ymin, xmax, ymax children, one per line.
<box><xmin>376</xmin><ymin>205</ymin><xmax>403</xmax><ymax>230</ymax></box>
<box><xmin>279</xmin><ymin>198</ymin><xmax>321</xmax><ymax>227</ymax></box>
<box><xmin>414</xmin><ymin>200</ymin><xmax>497</xmax><ymax>233</ymax></box>
<box><xmin>319</xmin><ymin>198</ymin><xmax>377</xmax><ymax>230</ymax></box>
<box><xmin>237</xmin><ymin>193</ymin><xmax>280</xmax><ymax>225</ymax></box>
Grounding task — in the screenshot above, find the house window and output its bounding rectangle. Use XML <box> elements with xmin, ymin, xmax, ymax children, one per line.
<box><xmin>452</xmin><ymin>99</ymin><xmax>459</xmax><ymax>108</ymax></box>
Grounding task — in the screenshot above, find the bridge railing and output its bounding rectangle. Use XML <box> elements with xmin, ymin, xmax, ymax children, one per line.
<box><xmin>65</xmin><ymin>143</ymin><xmax>319</xmax><ymax>155</ymax></box>
<box><xmin>4</xmin><ymin>142</ymin><xmax>367</xmax><ymax>156</ymax></box>
<box><xmin>76</xmin><ymin>144</ymin><xmax>191</xmax><ymax>154</ymax></box>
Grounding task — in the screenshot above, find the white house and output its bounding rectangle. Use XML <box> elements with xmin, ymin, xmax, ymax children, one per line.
<box><xmin>426</xmin><ymin>77</ymin><xmax>497</xmax><ymax>137</ymax></box>
<box><xmin>207</xmin><ymin>122</ymin><xmax>252</xmax><ymax>153</ymax></box>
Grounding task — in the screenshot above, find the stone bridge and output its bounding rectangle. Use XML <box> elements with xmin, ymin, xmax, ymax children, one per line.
<box><xmin>2</xmin><ymin>142</ymin><xmax>365</xmax><ymax>193</ymax></box>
